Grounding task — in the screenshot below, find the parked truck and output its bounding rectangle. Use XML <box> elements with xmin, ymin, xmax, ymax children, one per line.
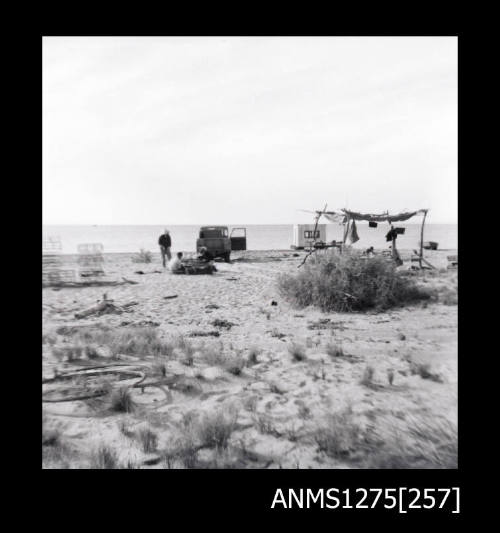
<box><xmin>196</xmin><ymin>226</ymin><xmax>247</xmax><ymax>262</ymax></box>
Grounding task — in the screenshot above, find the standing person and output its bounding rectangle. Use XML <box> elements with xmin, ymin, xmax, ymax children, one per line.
<box><xmin>158</xmin><ymin>229</ymin><xmax>172</xmax><ymax>268</ymax></box>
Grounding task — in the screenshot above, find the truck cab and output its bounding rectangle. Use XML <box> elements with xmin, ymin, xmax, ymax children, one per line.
<box><xmin>196</xmin><ymin>226</ymin><xmax>247</xmax><ymax>262</ymax></box>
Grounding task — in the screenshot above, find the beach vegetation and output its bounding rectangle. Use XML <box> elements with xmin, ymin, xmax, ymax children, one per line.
<box><xmin>278</xmin><ymin>250</ymin><xmax>432</xmax><ymax>312</ymax></box>
<box><xmin>132</xmin><ymin>249</ymin><xmax>153</xmax><ymax>263</ymax></box>
<box><xmin>288</xmin><ymin>342</ymin><xmax>307</xmax><ymax>362</ymax></box>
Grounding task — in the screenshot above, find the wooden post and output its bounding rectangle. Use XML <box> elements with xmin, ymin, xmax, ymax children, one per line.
<box><xmin>419</xmin><ymin>210</ymin><xmax>428</xmax><ymax>269</ymax></box>
<box><xmin>312</xmin><ymin>204</ymin><xmax>327</xmax><ymax>248</ymax></box>
<box><xmin>391</xmin><ymin>226</ymin><xmax>396</xmax><ymax>259</ymax></box>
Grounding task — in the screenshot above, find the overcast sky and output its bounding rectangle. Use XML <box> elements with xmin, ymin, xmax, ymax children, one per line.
<box><xmin>43</xmin><ymin>36</ymin><xmax>457</xmax><ymax>225</ymax></box>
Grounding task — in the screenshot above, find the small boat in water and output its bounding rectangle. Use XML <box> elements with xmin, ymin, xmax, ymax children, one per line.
<box><xmin>422</xmin><ymin>241</ymin><xmax>438</xmax><ymax>250</ymax></box>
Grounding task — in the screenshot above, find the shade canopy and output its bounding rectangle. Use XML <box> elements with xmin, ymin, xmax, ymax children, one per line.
<box><xmin>319</xmin><ymin>208</ymin><xmax>427</xmax><ymax>224</ymax></box>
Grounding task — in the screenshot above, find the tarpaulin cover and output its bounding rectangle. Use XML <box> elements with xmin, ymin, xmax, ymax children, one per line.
<box><xmin>319</xmin><ymin>209</ymin><xmax>427</xmax><ymax>223</ymax></box>
<box><xmin>323</xmin><ymin>213</ymin><xmax>347</xmax><ymax>224</ymax></box>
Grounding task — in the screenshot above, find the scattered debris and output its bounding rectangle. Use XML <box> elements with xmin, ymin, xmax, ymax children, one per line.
<box><xmin>307</xmin><ymin>318</ymin><xmax>332</xmax><ymax>330</ymax></box>
<box><xmin>187</xmin><ymin>330</ymin><xmax>220</xmax><ymax>338</ymax></box>
<box><xmin>75</xmin><ymin>294</ymin><xmax>137</xmax><ymax>319</ymax></box>
<box><xmin>268</xmin><ymin>329</ymin><xmax>286</xmax><ymax>339</ymax></box>
<box><xmin>211</xmin><ymin>318</ymin><xmax>237</xmax><ymax>330</ymax></box>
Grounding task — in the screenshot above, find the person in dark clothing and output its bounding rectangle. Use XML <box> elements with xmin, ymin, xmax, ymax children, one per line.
<box><xmin>385</xmin><ymin>226</ymin><xmax>398</xmax><ymax>242</ymax></box>
<box><xmin>197</xmin><ymin>247</ymin><xmax>217</xmax><ymax>272</ymax></box>
<box><xmin>158</xmin><ymin>229</ymin><xmax>172</xmax><ymax>267</ymax></box>
<box><xmin>197</xmin><ymin>246</ymin><xmax>213</xmax><ymax>262</ymax></box>
<box><xmin>385</xmin><ymin>226</ymin><xmax>403</xmax><ymax>265</ymax></box>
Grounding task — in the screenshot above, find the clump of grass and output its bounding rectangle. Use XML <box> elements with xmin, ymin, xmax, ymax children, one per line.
<box><xmin>58</xmin><ymin>325</ymin><xmax>174</xmax><ymax>359</ymax></box>
<box><xmin>52</xmin><ymin>345</ymin><xmax>85</xmax><ymax>362</ymax></box>
<box><xmin>118</xmin><ymin>420</ymin><xmax>135</xmax><ymax>439</ymax></box>
<box><xmin>42</xmin><ymin>419</ymin><xmax>62</xmax><ymax>447</ymax></box>
<box><xmin>254</xmin><ymin>414</ymin><xmax>279</xmax><ymax>436</ymax></box>
<box><xmin>202</xmin><ymin>343</ymin><xmax>227</xmax><ymax>366</ymax></box>
<box><xmin>196</xmin><ymin>410</ymin><xmax>237</xmax><ymax>450</ymax></box>
<box><xmin>363</xmin><ymin>416</ymin><xmax>457</xmax><ymax>468</ymax></box>
<box><xmin>176</xmin><ymin>337</ymin><xmax>195</xmax><ymax>366</ymax></box>
<box><xmin>90</xmin><ymin>445</ymin><xmax>119</xmax><ymax>469</ymax></box>
<box><xmin>84</xmin><ymin>345</ymin><xmax>101</xmax><ymax>359</ymax></box>
<box><xmin>151</xmin><ymin>359</ymin><xmax>167</xmax><ymax>377</ymax></box>
<box><xmin>138</xmin><ymin>427</ymin><xmax>158</xmax><ymax>453</ymax></box>
<box><xmin>326</xmin><ymin>341</ymin><xmax>344</xmax><ymax>358</ymax></box>
<box><xmin>314</xmin><ymin>407</ymin><xmax>364</xmax><ymax>459</ymax></box>
<box><xmin>132</xmin><ymin>249</ymin><xmax>153</xmax><ymax>263</ymax></box>
<box><xmin>439</xmin><ymin>286</ymin><xmax>458</xmax><ymax>306</ymax></box>
<box><xmin>269</xmin><ymin>382</ymin><xmax>285</xmax><ymax>395</ymax></box>
<box><xmin>109</xmin><ymin>386</ymin><xmax>135</xmax><ymax>413</ymax></box>
<box><xmin>42</xmin><ymin>413</ymin><xmax>72</xmax><ymax>468</ymax></box>
<box><xmin>42</xmin><ymin>333</ymin><xmax>57</xmax><ymax>345</ymax></box>
<box><xmin>278</xmin><ymin>250</ymin><xmax>432</xmax><ymax>312</ymax></box>
<box><xmin>110</xmin><ymin>328</ymin><xmax>174</xmax><ymax>357</ymax></box>
<box><xmin>297</xmin><ymin>403</ymin><xmax>311</xmax><ymax>420</ymax></box>
<box><xmin>224</xmin><ymin>357</ymin><xmax>245</xmax><ymax>376</ymax></box>
<box><xmin>288</xmin><ymin>342</ymin><xmax>307</xmax><ymax>362</ymax></box>
<box><xmin>410</xmin><ymin>362</ymin><xmax>444</xmax><ymax>383</ymax></box>
<box><xmin>247</xmin><ymin>346</ymin><xmax>261</xmax><ymax>366</ymax></box>
<box><xmin>270</xmin><ymin>328</ymin><xmax>286</xmax><ymax>338</ymax></box>
<box><xmin>360</xmin><ymin>365</ymin><xmax>375</xmax><ymax>386</ymax></box>
<box><xmin>244</xmin><ymin>395</ymin><xmax>259</xmax><ymax>412</ymax></box>
<box><xmin>174</xmin><ymin>439</ymin><xmax>199</xmax><ymax>469</ymax></box>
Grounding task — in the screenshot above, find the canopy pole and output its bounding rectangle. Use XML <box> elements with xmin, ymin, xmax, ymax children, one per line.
<box><xmin>298</xmin><ymin>203</ymin><xmax>327</xmax><ymax>268</ymax></box>
<box><xmin>419</xmin><ymin>209</ymin><xmax>428</xmax><ymax>269</ymax></box>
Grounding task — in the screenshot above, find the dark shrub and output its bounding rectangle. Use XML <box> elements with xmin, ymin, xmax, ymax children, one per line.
<box><xmin>278</xmin><ymin>250</ymin><xmax>431</xmax><ymax>312</ymax></box>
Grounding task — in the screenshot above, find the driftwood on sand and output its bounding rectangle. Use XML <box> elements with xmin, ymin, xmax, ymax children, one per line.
<box><xmin>46</xmin><ymin>277</ymin><xmax>138</xmax><ymax>289</ymax></box>
<box><xmin>74</xmin><ymin>294</ymin><xmax>139</xmax><ymax>319</ymax></box>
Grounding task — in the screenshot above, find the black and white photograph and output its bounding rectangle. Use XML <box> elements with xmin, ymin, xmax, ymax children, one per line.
<box><xmin>42</xmin><ymin>36</ymin><xmax>458</xmax><ymax>471</ymax></box>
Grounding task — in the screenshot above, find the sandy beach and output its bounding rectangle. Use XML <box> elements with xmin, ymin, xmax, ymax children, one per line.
<box><xmin>42</xmin><ymin>248</ymin><xmax>457</xmax><ymax>469</ymax></box>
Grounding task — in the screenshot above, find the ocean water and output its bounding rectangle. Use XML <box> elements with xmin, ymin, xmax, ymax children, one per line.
<box><xmin>42</xmin><ymin>223</ymin><xmax>457</xmax><ymax>255</ymax></box>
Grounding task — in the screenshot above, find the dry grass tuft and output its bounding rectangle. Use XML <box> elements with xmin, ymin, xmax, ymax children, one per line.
<box><xmin>132</xmin><ymin>249</ymin><xmax>153</xmax><ymax>263</ymax></box>
<box><xmin>224</xmin><ymin>357</ymin><xmax>245</xmax><ymax>376</ymax></box>
<box><xmin>363</xmin><ymin>416</ymin><xmax>457</xmax><ymax>468</ymax></box>
<box><xmin>109</xmin><ymin>386</ymin><xmax>135</xmax><ymax>413</ymax></box>
<box><xmin>314</xmin><ymin>407</ymin><xmax>364</xmax><ymax>459</ymax></box>
<box><xmin>410</xmin><ymin>362</ymin><xmax>444</xmax><ymax>383</ymax></box>
<box><xmin>196</xmin><ymin>410</ymin><xmax>238</xmax><ymax>450</ymax></box>
<box><xmin>360</xmin><ymin>365</ymin><xmax>375</xmax><ymax>386</ymax></box>
<box><xmin>326</xmin><ymin>341</ymin><xmax>344</xmax><ymax>358</ymax></box>
<box><xmin>247</xmin><ymin>346</ymin><xmax>261</xmax><ymax>366</ymax></box>
<box><xmin>151</xmin><ymin>359</ymin><xmax>167</xmax><ymax>377</ymax></box>
<box><xmin>288</xmin><ymin>342</ymin><xmax>307</xmax><ymax>362</ymax></box>
<box><xmin>56</xmin><ymin>325</ymin><xmax>174</xmax><ymax>359</ymax></box>
<box><xmin>90</xmin><ymin>445</ymin><xmax>119</xmax><ymax>469</ymax></box>
<box><xmin>202</xmin><ymin>343</ymin><xmax>227</xmax><ymax>366</ymax></box>
<box><xmin>138</xmin><ymin>427</ymin><xmax>158</xmax><ymax>453</ymax></box>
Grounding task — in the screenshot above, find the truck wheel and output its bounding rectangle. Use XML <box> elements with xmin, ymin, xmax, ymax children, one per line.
<box><xmin>224</xmin><ymin>252</ymin><xmax>231</xmax><ymax>263</ymax></box>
